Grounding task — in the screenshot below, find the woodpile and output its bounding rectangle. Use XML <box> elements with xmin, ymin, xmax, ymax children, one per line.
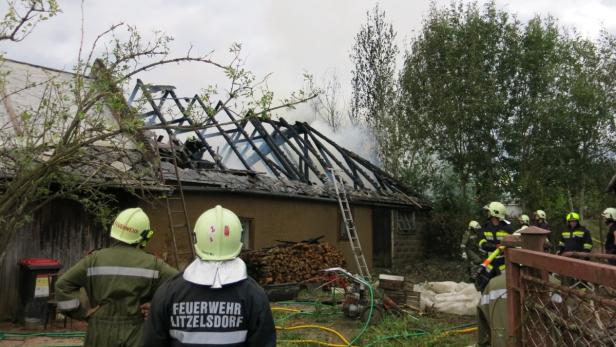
<box><xmin>241</xmin><ymin>240</ymin><xmax>346</xmax><ymax>285</ymax></box>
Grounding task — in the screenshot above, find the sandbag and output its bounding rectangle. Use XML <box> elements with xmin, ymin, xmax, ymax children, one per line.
<box><xmin>413</xmin><ymin>281</ymin><xmax>480</xmax><ymax>316</ymax></box>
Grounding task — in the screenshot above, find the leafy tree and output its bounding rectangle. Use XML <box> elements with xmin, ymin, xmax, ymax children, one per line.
<box><xmin>350</xmin><ymin>4</ymin><xmax>407</xmax><ymax>174</ymax></box>
<box><xmin>350</xmin><ymin>4</ymin><xmax>398</xmax><ymax>128</ymax></box>
<box><xmin>400</xmin><ymin>1</ymin><xmax>520</xmax><ymax>200</ymax></box>
<box><xmin>310</xmin><ymin>70</ymin><xmax>344</xmax><ymax>132</ymax></box>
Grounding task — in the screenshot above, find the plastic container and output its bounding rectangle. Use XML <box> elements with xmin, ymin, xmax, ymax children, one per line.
<box><xmin>19</xmin><ymin>258</ymin><xmax>62</xmax><ymax>324</ymax></box>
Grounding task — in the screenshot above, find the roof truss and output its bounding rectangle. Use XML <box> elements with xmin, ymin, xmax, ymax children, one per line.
<box><xmin>129</xmin><ymin>79</ymin><xmax>415</xmax><ymax>196</ymax></box>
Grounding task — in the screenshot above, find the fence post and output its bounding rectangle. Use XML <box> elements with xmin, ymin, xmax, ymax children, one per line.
<box><xmin>506</xmin><ymin>248</ymin><xmax>522</xmax><ymax>347</ymax></box>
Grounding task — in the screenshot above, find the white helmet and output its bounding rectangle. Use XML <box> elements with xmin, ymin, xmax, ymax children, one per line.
<box><xmin>602</xmin><ymin>208</ymin><xmax>616</xmax><ymax>221</ymax></box>
<box><xmin>534</xmin><ymin>210</ymin><xmax>547</xmax><ymax>220</ymax></box>
<box><xmin>193</xmin><ymin>205</ymin><xmax>243</xmax><ymax>261</ymax></box>
<box><xmin>468</xmin><ymin>220</ymin><xmax>481</xmax><ymax>230</ymax></box>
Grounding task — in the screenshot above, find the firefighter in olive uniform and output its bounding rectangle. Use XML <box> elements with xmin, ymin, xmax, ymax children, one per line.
<box><xmin>142</xmin><ymin>205</ymin><xmax>276</xmax><ymax>347</ymax></box>
<box><xmin>461</xmin><ymin>220</ymin><xmax>483</xmax><ymax>280</ymax></box>
<box><xmin>55</xmin><ymin>208</ymin><xmax>178</xmax><ymax>346</ymax></box>
<box><xmin>602</xmin><ymin>208</ymin><xmax>616</xmax><ymax>265</ymax></box>
<box><xmin>477</xmin><ymin>271</ymin><xmax>508</xmax><ymax>347</ymax></box>
<box><xmin>478</xmin><ymin>202</ymin><xmax>513</xmax><ymax>275</ymax></box>
<box><xmin>558</xmin><ymin>212</ymin><xmax>592</xmax><ymax>254</ymax></box>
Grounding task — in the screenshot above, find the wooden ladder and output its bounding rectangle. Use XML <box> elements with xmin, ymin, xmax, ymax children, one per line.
<box><xmin>154</xmin><ymin>137</ymin><xmax>195</xmax><ymax>267</ymax></box>
<box><xmin>329</xmin><ymin>168</ymin><xmax>371</xmax><ymax>280</ymax></box>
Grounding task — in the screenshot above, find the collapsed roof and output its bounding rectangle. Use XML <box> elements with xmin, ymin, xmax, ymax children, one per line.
<box><xmin>130</xmin><ymin>80</ymin><xmax>427</xmax><ymax>209</ymax></box>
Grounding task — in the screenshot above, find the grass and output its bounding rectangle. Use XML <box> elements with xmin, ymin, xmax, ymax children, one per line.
<box><xmin>273</xmin><ymin>288</ymin><xmax>476</xmax><ymax>347</ymax></box>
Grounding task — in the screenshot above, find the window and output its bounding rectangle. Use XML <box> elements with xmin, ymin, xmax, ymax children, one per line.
<box><xmin>239</xmin><ymin>217</ymin><xmax>252</xmax><ymax>249</ymax></box>
<box><xmin>397</xmin><ymin>210</ymin><xmax>416</xmax><ymax>234</ymax></box>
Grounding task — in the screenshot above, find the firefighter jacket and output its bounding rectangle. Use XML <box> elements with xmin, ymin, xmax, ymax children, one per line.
<box><xmin>477</xmin><ymin>273</ymin><xmax>508</xmax><ymax>347</ymax></box>
<box><xmin>605</xmin><ymin>223</ymin><xmax>616</xmax><ymax>265</ymax></box>
<box><xmin>559</xmin><ymin>224</ymin><xmax>593</xmax><ymax>253</ymax></box>
<box><xmin>605</xmin><ymin>223</ymin><xmax>616</xmax><ymax>254</ymax></box>
<box><xmin>55</xmin><ymin>244</ymin><xmax>178</xmax><ymax>347</ymax></box>
<box><xmin>479</xmin><ymin>221</ymin><xmax>513</xmax><ymax>272</ymax></box>
<box><xmin>142</xmin><ymin>258</ymin><xmax>276</xmax><ymax>347</ymax></box>
<box><xmin>533</xmin><ymin>220</ymin><xmax>550</xmax><ymax>231</ymax></box>
<box><xmin>461</xmin><ymin>228</ymin><xmax>483</xmax><ymax>265</ymax></box>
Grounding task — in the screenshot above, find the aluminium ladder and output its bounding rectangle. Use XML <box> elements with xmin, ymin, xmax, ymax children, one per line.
<box><xmin>329</xmin><ymin>168</ymin><xmax>372</xmax><ymax>280</ymax></box>
<box><xmin>153</xmin><ymin>137</ymin><xmax>195</xmax><ymax>268</ymax></box>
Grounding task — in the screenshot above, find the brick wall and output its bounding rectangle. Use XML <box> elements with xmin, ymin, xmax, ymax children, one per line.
<box><xmin>392</xmin><ymin>210</ymin><xmax>427</xmax><ymax>270</ymax></box>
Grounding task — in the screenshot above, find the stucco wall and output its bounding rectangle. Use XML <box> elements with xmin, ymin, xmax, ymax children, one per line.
<box><xmin>140</xmin><ymin>191</ymin><xmax>373</xmax><ymax>273</ymax></box>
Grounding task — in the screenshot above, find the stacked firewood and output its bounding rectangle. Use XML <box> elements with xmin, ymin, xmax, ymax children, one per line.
<box><xmin>241</xmin><ymin>240</ymin><xmax>346</xmax><ymax>285</ymax></box>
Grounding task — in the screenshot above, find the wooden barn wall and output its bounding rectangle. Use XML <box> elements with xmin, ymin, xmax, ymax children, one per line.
<box><xmin>0</xmin><ymin>199</ymin><xmax>108</xmax><ymax>321</ymax></box>
<box><xmin>140</xmin><ymin>191</ymin><xmax>374</xmax><ymax>273</ymax></box>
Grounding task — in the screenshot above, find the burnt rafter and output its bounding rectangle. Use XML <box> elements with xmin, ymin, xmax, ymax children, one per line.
<box><xmin>129</xmin><ymin>80</ymin><xmax>421</xmax><ymax>202</ymax></box>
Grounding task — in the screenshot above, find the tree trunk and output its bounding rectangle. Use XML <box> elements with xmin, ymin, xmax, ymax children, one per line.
<box><xmin>567</xmin><ymin>188</ymin><xmax>574</xmax><ymax>212</ymax></box>
<box><xmin>579</xmin><ymin>174</ymin><xmax>586</xmax><ymax>220</ymax></box>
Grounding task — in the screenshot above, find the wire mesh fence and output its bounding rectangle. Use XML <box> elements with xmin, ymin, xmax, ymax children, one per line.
<box><xmin>519</xmin><ymin>273</ymin><xmax>616</xmax><ymax>346</ymax></box>
<box><xmin>506</xmin><ymin>248</ymin><xmax>616</xmax><ymax>347</ymax></box>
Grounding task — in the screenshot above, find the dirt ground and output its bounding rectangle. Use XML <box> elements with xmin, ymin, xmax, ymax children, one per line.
<box><xmin>0</xmin><ymin>321</ymin><xmax>86</xmax><ymax>347</ymax></box>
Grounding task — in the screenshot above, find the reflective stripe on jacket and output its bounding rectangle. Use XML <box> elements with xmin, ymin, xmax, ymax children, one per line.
<box><xmin>559</xmin><ymin>225</ymin><xmax>592</xmax><ymax>253</ymax></box>
<box><xmin>55</xmin><ymin>244</ymin><xmax>178</xmax><ymax>346</ymax></box>
<box><xmin>477</xmin><ymin>273</ymin><xmax>508</xmax><ymax>347</ymax></box>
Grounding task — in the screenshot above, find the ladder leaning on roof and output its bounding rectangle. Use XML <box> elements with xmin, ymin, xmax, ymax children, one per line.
<box><xmin>328</xmin><ymin>167</ymin><xmax>372</xmax><ymax>281</ymax></box>
<box><xmin>153</xmin><ymin>136</ymin><xmax>195</xmax><ymax>268</ymax></box>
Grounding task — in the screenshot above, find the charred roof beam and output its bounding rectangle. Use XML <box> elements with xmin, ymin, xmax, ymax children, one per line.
<box><xmin>192</xmin><ymin>97</ymin><xmax>253</xmax><ymax>172</ymax></box>
<box><xmin>299</xmin><ymin>123</ymin><xmax>366</xmax><ymax>190</ymax></box>
<box><xmin>166</xmin><ymin>90</ymin><xmax>225</xmax><ymax>169</ymax></box>
<box><xmin>265</xmin><ymin>119</ymin><xmax>322</xmax><ymax>184</ymax></box>
<box><xmin>248</xmin><ymin>118</ymin><xmax>302</xmax><ymax>181</ymax></box>
<box><xmin>278</xmin><ymin>117</ymin><xmax>330</xmax><ymax>184</ymax></box>
<box><xmin>217</xmin><ymin>103</ymin><xmax>283</xmax><ymax>178</ymax></box>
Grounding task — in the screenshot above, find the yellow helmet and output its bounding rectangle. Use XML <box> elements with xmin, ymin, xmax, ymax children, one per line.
<box><xmin>519</xmin><ymin>214</ymin><xmax>530</xmax><ymax>225</ymax></box>
<box><xmin>110</xmin><ymin>208</ymin><xmax>151</xmax><ymax>244</ymax></box>
<box><xmin>566</xmin><ymin>212</ymin><xmax>580</xmax><ymax>222</ymax></box>
<box><xmin>194</xmin><ymin>205</ymin><xmax>243</xmax><ymax>261</ymax></box>
<box><xmin>483</xmin><ymin>202</ymin><xmax>507</xmax><ymax>221</ymax></box>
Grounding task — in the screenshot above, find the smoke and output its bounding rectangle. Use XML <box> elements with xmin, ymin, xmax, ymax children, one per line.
<box><xmin>308</xmin><ymin>119</ymin><xmax>380</xmax><ymax>166</ymax></box>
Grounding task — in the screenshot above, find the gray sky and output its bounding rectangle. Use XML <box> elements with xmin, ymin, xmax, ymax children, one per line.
<box><xmin>2</xmin><ymin>0</ymin><xmax>616</xmax><ymax>123</ymax></box>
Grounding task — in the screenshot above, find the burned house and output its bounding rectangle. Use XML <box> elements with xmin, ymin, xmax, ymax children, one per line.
<box><xmin>0</xmin><ymin>59</ymin><xmax>429</xmax><ymax>319</ymax></box>
<box><xmin>129</xmin><ymin>79</ymin><xmax>430</xmax><ymax>271</ymax></box>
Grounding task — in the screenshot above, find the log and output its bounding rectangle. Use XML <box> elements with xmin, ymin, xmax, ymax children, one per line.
<box><xmin>240</xmin><ymin>241</ymin><xmax>346</xmax><ymax>285</ymax></box>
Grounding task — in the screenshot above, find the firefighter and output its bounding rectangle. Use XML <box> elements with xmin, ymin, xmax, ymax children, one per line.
<box><xmin>558</xmin><ymin>212</ymin><xmax>592</xmax><ymax>254</ymax></box>
<box><xmin>533</xmin><ymin>210</ymin><xmax>549</xmax><ymax>230</ymax></box>
<box><xmin>513</xmin><ymin>214</ymin><xmax>530</xmax><ymax>235</ymax></box>
<box><xmin>477</xmin><ymin>270</ymin><xmax>508</xmax><ymax>347</ymax></box>
<box><xmin>461</xmin><ymin>220</ymin><xmax>483</xmax><ymax>280</ymax></box>
<box><xmin>142</xmin><ymin>205</ymin><xmax>276</xmax><ymax>347</ymax></box>
<box><xmin>55</xmin><ymin>208</ymin><xmax>178</xmax><ymax>347</ymax></box>
<box><xmin>601</xmin><ymin>207</ymin><xmax>616</xmax><ymax>265</ymax></box>
<box><xmin>478</xmin><ymin>202</ymin><xmax>513</xmax><ymax>275</ymax></box>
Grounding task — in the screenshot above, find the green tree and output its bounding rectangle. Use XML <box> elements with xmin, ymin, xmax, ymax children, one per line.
<box><xmin>350</xmin><ymin>4</ymin><xmax>398</xmax><ymax>128</ymax></box>
<box><xmin>400</xmin><ymin>1</ymin><xmax>522</xmax><ymax>200</ymax></box>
